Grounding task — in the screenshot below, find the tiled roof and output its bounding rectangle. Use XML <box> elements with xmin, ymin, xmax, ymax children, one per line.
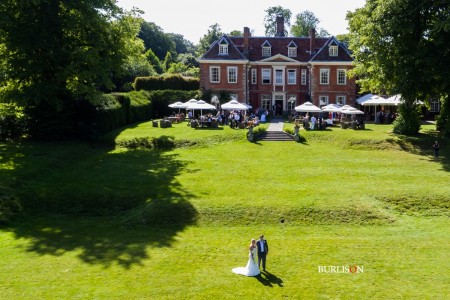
<box><xmin>201</xmin><ymin>35</ymin><xmax>247</xmax><ymax>60</ymax></box>
<box><xmin>200</xmin><ymin>35</ymin><xmax>352</xmax><ymax>63</ymax></box>
<box><xmin>310</xmin><ymin>37</ymin><xmax>353</xmax><ymax>62</ymax></box>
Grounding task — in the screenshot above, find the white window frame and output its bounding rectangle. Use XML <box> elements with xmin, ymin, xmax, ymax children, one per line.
<box><xmin>320</xmin><ymin>69</ymin><xmax>330</xmax><ymax>85</ymax></box>
<box><xmin>227</xmin><ymin>66</ymin><xmax>237</xmax><ymax>84</ymax></box>
<box><xmin>301</xmin><ymin>69</ymin><xmax>307</xmax><ymax>85</ymax></box>
<box><xmin>288</xmin><ymin>47</ymin><xmax>297</xmax><ymax>57</ymax></box>
<box><xmin>262</xmin><ymin>69</ymin><xmax>271</xmax><ymax>84</ymax></box>
<box><xmin>287</xmin><ymin>95</ymin><xmax>296</xmax><ymax>111</ymax></box>
<box><xmin>251</xmin><ymin>69</ymin><xmax>257</xmax><ymax>84</ymax></box>
<box><xmin>329</xmin><ymin>45</ymin><xmax>338</xmax><ymax>56</ymax></box>
<box><xmin>319</xmin><ymin>96</ymin><xmax>329</xmax><ymax>106</ymax></box>
<box><xmin>219</xmin><ymin>44</ymin><xmax>228</xmax><ymax>55</ymax></box>
<box><xmin>262</xmin><ymin>46</ymin><xmax>271</xmax><ymax>57</ymax></box>
<box><xmin>261</xmin><ymin>94</ymin><xmax>271</xmax><ymax>110</ymax></box>
<box><xmin>210</xmin><ymin>66</ymin><xmax>220</xmax><ymax>83</ymax></box>
<box><xmin>337</xmin><ymin>69</ymin><xmax>346</xmax><ymax>85</ymax></box>
<box><xmin>274</xmin><ymin>69</ymin><xmax>284</xmax><ymax>85</ymax></box>
<box><xmin>336</xmin><ymin>96</ymin><xmax>346</xmax><ymax>106</ymax></box>
<box><xmin>287</xmin><ymin>69</ymin><xmax>296</xmax><ymax>85</ymax></box>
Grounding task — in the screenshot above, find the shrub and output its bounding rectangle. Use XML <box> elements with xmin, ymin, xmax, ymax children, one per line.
<box><xmin>134</xmin><ymin>74</ymin><xmax>199</xmax><ymax>91</ymax></box>
<box><xmin>0</xmin><ymin>103</ymin><xmax>28</xmax><ymax>141</ymax></box>
<box><xmin>393</xmin><ymin>103</ymin><xmax>421</xmax><ymax>135</ymax></box>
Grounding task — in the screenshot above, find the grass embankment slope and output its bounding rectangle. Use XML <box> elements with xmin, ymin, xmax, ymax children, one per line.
<box><xmin>0</xmin><ymin>122</ymin><xmax>449</xmax><ymax>299</ymax></box>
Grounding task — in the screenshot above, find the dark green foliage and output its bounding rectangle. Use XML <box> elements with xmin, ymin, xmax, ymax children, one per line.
<box><xmin>92</xmin><ymin>91</ymin><xmax>152</xmax><ymax>135</ymax></box>
<box><xmin>148</xmin><ymin>90</ymin><xmax>199</xmax><ymax>118</ymax></box>
<box><xmin>393</xmin><ymin>104</ymin><xmax>422</xmax><ymax>136</ymax></box>
<box><xmin>436</xmin><ymin>96</ymin><xmax>450</xmax><ymax>137</ymax></box>
<box><xmin>347</xmin><ymin>0</ymin><xmax>450</xmax><ymax>135</ymax></box>
<box><xmin>0</xmin><ymin>1</ymin><xmax>145</xmax><ymax>139</ymax></box>
<box><xmin>145</xmin><ymin>49</ymin><xmax>163</xmax><ymax>74</ymax></box>
<box><xmin>138</xmin><ymin>21</ymin><xmax>176</xmax><ymax>60</ymax></box>
<box><xmin>0</xmin><ymin>104</ymin><xmax>28</xmax><ymax>141</ymax></box>
<box><xmin>134</xmin><ymin>75</ymin><xmax>199</xmax><ymax>91</ymax></box>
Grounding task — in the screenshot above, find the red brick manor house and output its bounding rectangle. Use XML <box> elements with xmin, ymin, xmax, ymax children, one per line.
<box><xmin>199</xmin><ymin>17</ymin><xmax>357</xmax><ymax>114</ymax></box>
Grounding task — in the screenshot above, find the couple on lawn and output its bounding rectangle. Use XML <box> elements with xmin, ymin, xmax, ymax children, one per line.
<box><xmin>232</xmin><ymin>234</ymin><xmax>269</xmax><ymax>277</ymax></box>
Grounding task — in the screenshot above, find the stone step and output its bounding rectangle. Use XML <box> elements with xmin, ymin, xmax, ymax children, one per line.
<box><xmin>258</xmin><ymin>131</ymin><xmax>294</xmax><ymax>141</ymax></box>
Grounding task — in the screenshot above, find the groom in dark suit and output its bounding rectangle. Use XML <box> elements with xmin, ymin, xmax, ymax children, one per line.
<box><xmin>257</xmin><ymin>234</ymin><xmax>269</xmax><ymax>271</ymax></box>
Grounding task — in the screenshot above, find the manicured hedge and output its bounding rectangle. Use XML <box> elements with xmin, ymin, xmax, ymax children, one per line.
<box><xmin>134</xmin><ymin>74</ymin><xmax>199</xmax><ymax>91</ymax></box>
<box><xmin>93</xmin><ymin>90</ymin><xmax>199</xmax><ymax>134</ymax></box>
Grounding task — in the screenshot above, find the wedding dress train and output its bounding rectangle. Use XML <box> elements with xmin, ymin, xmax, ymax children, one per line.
<box><xmin>232</xmin><ymin>248</ymin><xmax>260</xmax><ymax>276</ymax></box>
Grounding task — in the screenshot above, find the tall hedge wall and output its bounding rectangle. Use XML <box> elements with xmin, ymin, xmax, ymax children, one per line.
<box><xmin>93</xmin><ymin>90</ymin><xmax>199</xmax><ymax>134</ymax></box>
<box><xmin>134</xmin><ymin>74</ymin><xmax>199</xmax><ymax>91</ymax></box>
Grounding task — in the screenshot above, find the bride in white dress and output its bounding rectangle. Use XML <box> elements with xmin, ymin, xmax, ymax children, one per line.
<box><xmin>232</xmin><ymin>239</ymin><xmax>260</xmax><ymax>276</ymax></box>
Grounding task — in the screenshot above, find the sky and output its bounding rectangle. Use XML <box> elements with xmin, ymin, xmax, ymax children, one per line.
<box><xmin>116</xmin><ymin>0</ymin><xmax>367</xmax><ymax>43</ymax></box>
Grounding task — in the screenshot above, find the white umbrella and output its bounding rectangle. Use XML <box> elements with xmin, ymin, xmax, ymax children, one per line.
<box><xmin>356</xmin><ymin>93</ymin><xmax>379</xmax><ymax>105</ymax></box>
<box><xmin>221</xmin><ymin>100</ymin><xmax>249</xmax><ymax>111</ymax></box>
<box><xmin>361</xmin><ymin>95</ymin><xmax>397</xmax><ymax>106</ymax></box>
<box><xmin>186</xmin><ymin>100</ymin><xmax>216</xmax><ymax>116</ymax></box>
<box><xmin>181</xmin><ymin>98</ymin><xmax>198</xmax><ymax>108</ymax></box>
<box><xmin>340</xmin><ymin>105</ymin><xmax>364</xmax><ymax>115</ymax></box>
<box><xmin>168</xmin><ymin>101</ymin><xmax>184</xmax><ymax>113</ymax></box>
<box><xmin>321</xmin><ymin>103</ymin><xmax>342</xmax><ymax>112</ymax></box>
<box><xmin>295</xmin><ymin>101</ymin><xmax>322</xmax><ymax>113</ymax></box>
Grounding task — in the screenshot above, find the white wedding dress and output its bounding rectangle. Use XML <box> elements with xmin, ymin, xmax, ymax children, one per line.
<box><xmin>232</xmin><ymin>248</ymin><xmax>260</xmax><ymax>276</ymax></box>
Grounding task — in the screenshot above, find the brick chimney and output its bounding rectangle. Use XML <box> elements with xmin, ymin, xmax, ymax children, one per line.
<box><xmin>244</xmin><ymin>27</ymin><xmax>250</xmax><ymax>55</ymax></box>
<box><xmin>309</xmin><ymin>28</ymin><xmax>316</xmax><ymax>55</ymax></box>
<box><xmin>276</xmin><ymin>16</ymin><xmax>285</xmax><ymax>37</ymax></box>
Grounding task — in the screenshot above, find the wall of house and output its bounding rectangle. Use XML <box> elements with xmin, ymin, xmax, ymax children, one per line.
<box><xmin>310</xmin><ymin>65</ymin><xmax>357</xmax><ymax>106</ymax></box>
<box><xmin>199</xmin><ymin>63</ymin><xmax>247</xmax><ymax>102</ymax></box>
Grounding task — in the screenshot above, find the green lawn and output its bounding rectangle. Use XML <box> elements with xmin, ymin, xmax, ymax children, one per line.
<box><xmin>0</xmin><ymin>121</ymin><xmax>449</xmax><ymax>299</ymax></box>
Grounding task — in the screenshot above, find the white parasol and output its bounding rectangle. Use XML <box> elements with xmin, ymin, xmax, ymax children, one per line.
<box><xmin>221</xmin><ymin>100</ymin><xmax>249</xmax><ymax>111</ymax></box>
<box><xmin>295</xmin><ymin>101</ymin><xmax>322</xmax><ymax>113</ymax></box>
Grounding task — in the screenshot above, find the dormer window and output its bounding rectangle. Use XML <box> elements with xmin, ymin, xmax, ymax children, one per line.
<box><xmin>218</xmin><ymin>38</ymin><xmax>228</xmax><ymax>55</ymax></box>
<box><xmin>262</xmin><ymin>40</ymin><xmax>272</xmax><ymax>57</ymax></box>
<box><xmin>329</xmin><ymin>45</ymin><xmax>338</xmax><ymax>56</ymax></box>
<box><xmin>287</xmin><ymin>40</ymin><xmax>297</xmax><ymax>57</ymax></box>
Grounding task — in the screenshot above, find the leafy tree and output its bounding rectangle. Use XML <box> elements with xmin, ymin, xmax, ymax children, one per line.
<box><xmin>139</xmin><ymin>21</ymin><xmax>176</xmax><ymax>60</ymax></box>
<box><xmin>197</xmin><ymin>24</ymin><xmax>223</xmax><ymax>57</ymax></box>
<box><xmin>336</xmin><ymin>33</ymin><xmax>351</xmax><ymax>47</ymax></box>
<box><xmin>163</xmin><ymin>51</ymin><xmax>174</xmax><ymax>72</ymax></box>
<box><xmin>166</xmin><ymin>33</ymin><xmax>196</xmax><ymax>55</ymax></box>
<box><xmin>145</xmin><ymin>49</ymin><xmax>163</xmax><ymax>74</ymax></box>
<box><xmin>291</xmin><ymin>10</ymin><xmax>330</xmax><ymax>37</ymax></box>
<box><xmin>177</xmin><ymin>53</ymin><xmax>199</xmax><ymax>69</ymax></box>
<box><xmin>0</xmin><ymin>1</ymin><xmax>145</xmax><ymax>138</ymax></box>
<box><xmin>263</xmin><ymin>6</ymin><xmax>292</xmax><ymax>36</ymax></box>
<box><xmin>347</xmin><ymin>0</ymin><xmax>450</xmax><ymax>135</ymax></box>
<box><xmin>228</xmin><ymin>30</ymin><xmax>243</xmax><ymax>37</ymax></box>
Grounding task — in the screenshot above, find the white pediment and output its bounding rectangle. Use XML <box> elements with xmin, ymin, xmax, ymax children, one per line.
<box><xmin>259</xmin><ymin>54</ymin><xmax>298</xmax><ymax>63</ymax></box>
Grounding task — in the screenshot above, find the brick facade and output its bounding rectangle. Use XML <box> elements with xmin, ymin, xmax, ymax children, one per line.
<box><xmin>199</xmin><ymin>22</ymin><xmax>356</xmax><ymax>114</ymax></box>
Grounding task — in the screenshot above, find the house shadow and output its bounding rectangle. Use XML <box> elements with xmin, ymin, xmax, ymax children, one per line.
<box><xmin>0</xmin><ymin>140</ymin><xmax>197</xmax><ymax>269</ymax></box>
<box><xmin>255</xmin><ymin>270</ymin><xmax>284</xmax><ymax>287</ymax></box>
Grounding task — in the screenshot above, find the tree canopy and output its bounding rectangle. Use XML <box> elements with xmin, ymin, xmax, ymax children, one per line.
<box><xmin>196</xmin><ymin>24</ymin><xmax>223</xmax><ymax>57</ymax></box>
<box><xmin>0</xmin><ymin>0</ymin><xmax>145</xmax><ymax>138</ymax></box>
<box><xmin>263</xmin><ymin>6</ymin><xmax>292</xmax><ymax>36</ymax></box>
<box><xmin>347</xmin><ymin>0</ymin><xmax>450</xmax><ymax>135</ymax></box>
<box><xmin>138</xmin><ymin>21</ymin><xmax>176</xmax><ymax>60</ymax></box>
<box><xmin>291</xmin><ymin>10</ymin><xmax>330</xmax><ymax>37</ymax></box>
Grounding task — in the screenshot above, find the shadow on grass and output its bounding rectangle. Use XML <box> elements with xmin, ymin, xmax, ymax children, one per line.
<box><xmin>390</xmin><ymin>131</ymin><xmax>450</xmax><ymax>172</ymax></box>
<box><xmin>0</xmin><ymin>141</ymin><xmax>197</xmax><ymax>269</ymax></box>
<box><xmin>255</xmin><ymin>270</ymin><xmax>284</xmax><ymax>287</ymax></box>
